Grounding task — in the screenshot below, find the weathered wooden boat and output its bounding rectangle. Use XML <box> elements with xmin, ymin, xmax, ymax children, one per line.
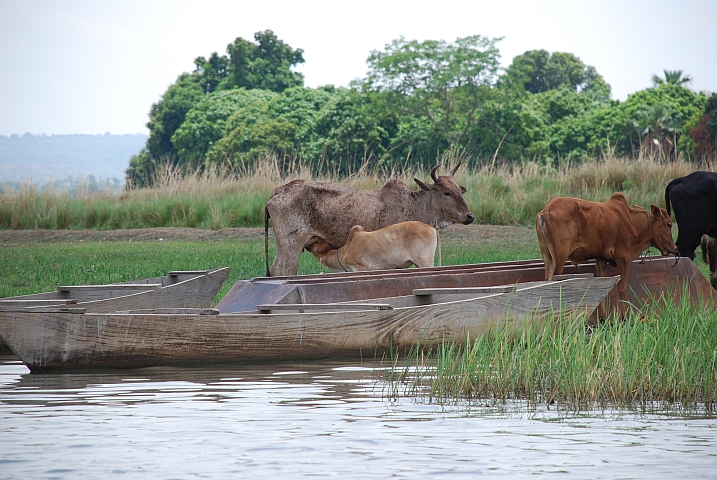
<box><xmin>0</xmin><ymin>268</ymin><xmax>229</xmax><ymax>312</ymax></box>
<box><xmin>0</xmin><ymin>268</ymin><xmax>229</xmax><ymax>349</ymax></box>
<box><xmin>216</xmin><ymin>255</ymin><xmax>714</xmax><ymax>317</ymax></box>
<box><xmin>1</xmin><ymin>275</ymin><xmax>619</xmax><ymax>371</ymax></box>
<box><xmin>2</xmin><ymin>255</ymin><xmax>712</xmax><ymax>371</ymax></box>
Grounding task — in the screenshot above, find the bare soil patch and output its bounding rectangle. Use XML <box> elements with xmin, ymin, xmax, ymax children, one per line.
<box><xmin>0</xmin><ymin>224</ymin><xmax>534</xmax><ymax>248</ymax></box>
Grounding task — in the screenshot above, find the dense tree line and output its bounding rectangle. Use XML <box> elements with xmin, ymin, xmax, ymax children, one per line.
<box><xmin>127</xmin><ymin>30</ymin><xmax>715</xmax><ymax>187</ymax></box>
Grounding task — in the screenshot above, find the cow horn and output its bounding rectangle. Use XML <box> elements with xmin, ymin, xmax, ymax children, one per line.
<box><xmin>448</xmin><ymin>162</ymin><xmax>462</xmax><ymax>177</ymax></box>
<box><xmin>430</xmin><ymin>164</ymin><xmax>442</xmax><ymax>182</ymax></box>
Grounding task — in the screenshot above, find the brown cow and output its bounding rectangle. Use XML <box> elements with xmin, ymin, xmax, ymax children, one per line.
<box><xmin>265</xmin><ymin>164</ymin><xmax>474</xmax><ymax>276</ymax></box>
<box><xmin>700</xmin><ymin>234</ymin><xmax>717</xmax><ymax>290</ymax></box>
<box><xmin>307</xmin><ymin>221</ymin><xmax>441</xmax><ymax>272</ymax></box>
<box><xmin>536</xmin><ymin>192</ymin><xmax>677</xmax><ymax>317</ymax></box>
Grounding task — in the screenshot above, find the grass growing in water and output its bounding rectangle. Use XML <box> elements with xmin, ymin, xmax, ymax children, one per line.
<box><xmin>379</xmin><ymin>290</ymin><xmax>717</xmax><ymax>414</ymax></box>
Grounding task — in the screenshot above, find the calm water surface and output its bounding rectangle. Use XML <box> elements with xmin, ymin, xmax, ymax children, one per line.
<box><xmin>1</xmin><ymin>352</ymin><xmax>716</xmax><ymax>479</ymax></box>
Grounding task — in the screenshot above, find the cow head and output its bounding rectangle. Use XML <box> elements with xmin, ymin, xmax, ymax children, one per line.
<box><xmin>414</xmin><ymin>163</ymin><xmax>475</xmax><ymax>226</ymax></box>
<box><xmin>649</xmin><ymin>205</ymin><xmax>678</xmax><ymax>256</ymax></box>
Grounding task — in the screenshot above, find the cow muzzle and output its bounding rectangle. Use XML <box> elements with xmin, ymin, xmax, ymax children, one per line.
<box><xmin>463</xmin><ymin>213</ymin><xmax>475</xmax><ymax>225</ymax></box>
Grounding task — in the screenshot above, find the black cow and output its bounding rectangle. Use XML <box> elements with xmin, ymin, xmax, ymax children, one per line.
<box><xmin>664</xmin><ymin>171</ymin><xmax>717</xmax><ymax>260</ymax></box>
<box><xmin>701</xmin><ymin>235</ymin><xmax>717</xmax><ymax>290</ymax></box>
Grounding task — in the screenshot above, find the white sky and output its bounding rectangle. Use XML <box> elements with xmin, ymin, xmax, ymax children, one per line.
<box><xmin>1</xmin><ymin>0</ymin><xmax>716</xmax><ymax>136</ymax></box>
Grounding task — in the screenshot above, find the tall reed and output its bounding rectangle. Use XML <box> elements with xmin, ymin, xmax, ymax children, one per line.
<box><xmin>1</xmin><ymin>155</ymin><xmax>714</xmax><ymax>230</ymax></box>
<box><xmin>378</xmin><ymin>289</ymin><xmax>717</xmax><ymax>413</ymax></box>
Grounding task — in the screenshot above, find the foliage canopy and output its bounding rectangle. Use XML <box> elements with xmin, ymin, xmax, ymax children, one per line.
<box><xmin>127</xmin><ymin>32</ymin><xmax>713</xmax><ymax>187</ymax></box>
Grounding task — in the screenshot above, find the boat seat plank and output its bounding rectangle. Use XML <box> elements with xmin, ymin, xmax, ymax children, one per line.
<box><xmin>0</xmin><ymin>299</ymin><xmax>78</xmax><ymax>306</ymax></box>
<box><xmin>115</xmin><ymin>308</ymin><xmax>220</xmax><ymax>315</ymax></box>
<box><xmin>257</xmin><ymin>303</ymin><xmax>393</xmax><ymax>312</ymax></box>
<box><xmin>554</xmin><ymin>273</ymin><xmax>594</xmax><ymax>279</ymax></box>
<box><xmin>57</xmin><ymin>284</ymin><xmax>162</xmax><ymax>292</ymax></box>
<box><xmin>413</xmin><ymin>285</ymin><xmax>515</xmax><ymax>296</ymax></box>
<box><xmin>5</xmin><ymin>307</ymin><xmax>87</xmax><ymax>313</ymax></box>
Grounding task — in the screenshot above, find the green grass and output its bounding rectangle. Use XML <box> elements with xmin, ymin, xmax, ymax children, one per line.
<box><xmin>0</xmin><ymin>240</ymin><xmax>324</xmax><ymax>301</ymax></box>
<box><xmin>0</xmin><ymin>234</ymin><xmax>542</xmax><ymax>301</ymax></box>
<box><xmin>378</xmin><ymin>289</ymin><xmax>717</xmax><ymax>413</ymax></box>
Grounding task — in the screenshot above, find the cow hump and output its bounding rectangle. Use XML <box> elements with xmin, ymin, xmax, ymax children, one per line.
<box><xmin>381</xmin><ymin>179</ymin><xmax>412</xmax><ymax>192</ymax></box>
<box><xmin>609</xmin><ymin>192</ymin><xmax>629</xmax><ymax>205</ymax></box>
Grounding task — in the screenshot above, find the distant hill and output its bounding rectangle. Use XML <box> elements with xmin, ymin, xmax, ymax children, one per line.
<box><xmin>0</xmin><ymin>133</ymin><xmax>147</xmax><ymax>186</ymax></box>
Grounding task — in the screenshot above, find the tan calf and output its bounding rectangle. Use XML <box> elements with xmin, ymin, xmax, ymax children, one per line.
<box><xmin>307</xmin><ymin>221</ymin><xmax>440</xmax><ymax>272</ymax></box>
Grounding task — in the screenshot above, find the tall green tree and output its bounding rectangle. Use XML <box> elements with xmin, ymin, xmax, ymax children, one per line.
<box><xmin>172</xmin><ymin>89</ymin><xmax>278</xmax><ymax>164</ymax></box>
<box><xmin>205</xmin><ymin>87</ymin><xmax>335</xmax><ymax>166</ymax></box>
<box><xmin>364</xmin><ymin>35</ymin><xmax>502</xmax><ymax>157</ymax></box>
<box><xmin>128</xmin><ymin>30</ymin><xmax>305</xmax><ymax>186</ymax></box>
<box><xmin>227</xmin><ymin>30</ymin><xmax>305</xmax><ymax>92</ymax></box>
<box><xmin>193</xmin><ymin>52</ymin><xmax>230</xmax><ymax>94</ymax></box>
<box><xmin>503</xmin><ymin>50</ymin><xmax>611</xmax><ymax>99</ymax></box>
<box><xmin>145</xmin><ymin>74</ymin><xmax>205</xmax><ymax>160</ymax></box>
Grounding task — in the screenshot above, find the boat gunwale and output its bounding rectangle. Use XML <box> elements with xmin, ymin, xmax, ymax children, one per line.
<box><xmin>75</xmin><ymin>276</ymin><xmax>620</xmax><ymax>318</ymax></box>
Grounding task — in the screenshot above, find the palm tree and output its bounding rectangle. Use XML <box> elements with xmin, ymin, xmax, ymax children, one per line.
<box><xmin>633</xmin><ymin>105</ymin><xmax>680</xmax><ymax>158</ymax></box>
<box><xmin>651</xmin><ymin>69</ymin><xmax>693</xmax><ymax>86</ymax></box>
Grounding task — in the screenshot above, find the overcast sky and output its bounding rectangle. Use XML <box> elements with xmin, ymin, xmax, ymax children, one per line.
<box><xmin>1</xmin><ymin>0</ymin><xmax>716</xmax><ymax>137</ymax></box>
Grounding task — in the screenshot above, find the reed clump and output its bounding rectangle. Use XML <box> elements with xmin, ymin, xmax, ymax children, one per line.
<box><xmin>1</xmin><ymin>155</ymin><xmax>714</xmax><ymax>230</ymax></box>
<box><xmin>379</xmin><ymin>291</ymin><xmax>717</xmax><ymax>413</ymax></box>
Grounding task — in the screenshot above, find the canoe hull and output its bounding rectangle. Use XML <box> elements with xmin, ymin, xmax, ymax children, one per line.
<box><xmin>0</xmin><ymin>268</ymin><xmax>229</xmax><ymax>349</ymax></box>
<box><xmin>1</xmin><ymin>277</ymin><xmax>618</xmax><ymax>371</ymax></box>
<box><xmin>218</xmin><ymin>256</ymin><xmax>714</xmax><ymax>322</ymax></box>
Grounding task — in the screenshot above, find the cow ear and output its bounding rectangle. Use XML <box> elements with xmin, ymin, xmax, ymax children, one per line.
<box><xmin>460</xmin><ymin>185</ymin><xmax>467</xmax><ymax>194</ymax></box>
<box><xmin>650</xmin><ymin>205</ymin><xmax>661</xmax><ymax>217</ymax></box>
<box><xmin>414</xmin><ymin>178</ymin><xmax>431</xmax><ymax>191</ymax></box>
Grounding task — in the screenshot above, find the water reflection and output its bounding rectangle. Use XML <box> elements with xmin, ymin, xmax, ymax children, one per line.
<box><xmin>1</xmin><ymin>353</ymin><xmax>716</xmax><ymax>479</ymax></box>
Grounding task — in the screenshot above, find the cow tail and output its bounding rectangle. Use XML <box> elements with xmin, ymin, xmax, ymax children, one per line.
<box><xmin>537</xmin><ymin>211</ymin><xmax>557</xmax><ymax>277</ymax></box>
<box><xmin>664</xmin><ymin>178</ymin><xmax>680</xmax><ymax>216</ymax></box>
<box><xmin>264</xmin><ymin>206</ymin><xmax>271</xmax><ymax>277</ymax></box>
<box><xmin>701</xmin><ymin>235</ymin><xmax>709</xmax><ymax>265</ymax></box>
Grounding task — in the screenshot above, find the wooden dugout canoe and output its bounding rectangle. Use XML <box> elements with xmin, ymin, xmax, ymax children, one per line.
<box><xmin>216</xmin><ymin>256</ymin><xmax>714</xmax><ymax>318</ymax></box>
<box><xmin>0</xmin><ymin>268</ymin><xmax>229</xmax><ymax>312</ymax></box>
<box><xmin>0</xmin><ymin>268</ymin><xmax>229</xmax><ymax>349</ymax></box>
<box><xmin>0</xmin><ymin>275</ymin><xmax>619</xmax><ymax>371</ymax></box>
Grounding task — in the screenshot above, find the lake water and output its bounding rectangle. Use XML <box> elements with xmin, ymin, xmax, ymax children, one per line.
<box><xmin>1</xmin><ymin>351</ymin><xmax>716</xmax><ymax>479</ymax></box>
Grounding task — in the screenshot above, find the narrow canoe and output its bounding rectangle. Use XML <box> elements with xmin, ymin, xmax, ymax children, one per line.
<box><xmin>0</xmin><ymin>275</ymin><xmax>619</xmax><ymax>371</ymax></box>
<box><xmin>0</xmin><ymin>268</ymin><xmax>229</xmax><ymax>349</ymax></box>
<box><xmin>217</xmin><ymin>256</ymin><xmax>714</xmax><ymax>319</ymax></box>
<box><xmin>0</xmin><ymin>268</ymin><xmax>229</xmax><ymax>312</ymax></box>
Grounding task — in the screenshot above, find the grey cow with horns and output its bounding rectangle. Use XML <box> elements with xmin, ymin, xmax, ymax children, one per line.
<box><xmin>264</xmin><ymin>163</ymin><xmax>475</xmax><ymax>277</ymax></box>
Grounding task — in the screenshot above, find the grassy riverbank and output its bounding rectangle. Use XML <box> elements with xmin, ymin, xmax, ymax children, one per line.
<box><xmin>379</xmin><ymin>291</ymin><xmax>717</xmax><ymax>413</ymax></box>
<box><xmin>2</xmin><ymin>230</ymin><xmax>715</xmax><ymax>411</ymax></box>
<box><xmin>0</xmin><ymin>224</ymin><xmax>540</xmax><ymax>299</ymax></box>
<box><xmin>2</xmin><ymin>156</ymin><xmax>714</xmax><ymax>230</ymax></box>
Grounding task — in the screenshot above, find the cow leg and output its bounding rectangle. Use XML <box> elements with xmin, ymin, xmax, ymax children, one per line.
<box><xmin>413</xmin><ymin>251</ymin><xmax>436</xmax><ymax>269</ymax></box>
<box><xmin>595</xmin><ymin>259</ymin><xmax>609</xmax><ymax>320</ymax></box>
<box><xmin>538</xmin><ymin>242</ymin><xmax>555</xmax><ymax>280</ymax></box>
<box><xmin>550</xmin><ymin>245</ymin><xmax>571</xmax><ymax>280</ymax></box>
<box><xmin>269</xmin><ymin>241</ymin><xmax>301</xmax><ymax>277</ymax></box>
<box><xmin>614</xmin><ymin>258</ymin><xmax>632</xmax><ymax>320</ymax></box>
<box><xmin>269</xmin><ymin>226</ymin><xmax>310</xmax><ymax>277</ymax></box>
<box><xmin>707</xmin><ymin>236</ymin><xmax>717</xmax><ymax>290</ymax></box>
<box><xmin>536</xmin><ymin>217</ymin><xmax>555</xmax><ymax>280</ymax></box>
